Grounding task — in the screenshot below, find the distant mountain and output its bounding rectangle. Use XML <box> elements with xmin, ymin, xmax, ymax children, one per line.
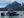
<box><xmin>5</xmin><ymin>1</ymin><xmax>21</xmax><ymax>8</ymax></box>
<box><xmin>8</xmin><ymin>1</ymin><xmax>21</xmax><ymax>6</ymax></box>
<box><xmin>5</xmin><ymin>1</ymin><xmax>24</xmax><ymax>11</ymax></box>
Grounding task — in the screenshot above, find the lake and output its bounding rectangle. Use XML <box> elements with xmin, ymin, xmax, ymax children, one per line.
<box><xmin>0</xmin><ymin>11</ymin><xmax>24</xmax><ymax>18</ymax></box>
<box><xmin>0</xmin><ymin>16</ymin><xmax>22</xmax><ymax>18</ymax></box>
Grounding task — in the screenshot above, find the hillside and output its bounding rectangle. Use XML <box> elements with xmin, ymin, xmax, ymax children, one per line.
<box><xmin>5</xmin><ymin>1</ymin><xmax>24</xmax><ymax>11</ymax></box>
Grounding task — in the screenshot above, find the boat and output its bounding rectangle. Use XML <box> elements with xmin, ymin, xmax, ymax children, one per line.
<box><xmin>6</xmin><ymin>7</ymin><xmax>19</xmax><ymax>16</ymax></box>
<box><xmin>6</xmin><ymin>11</ymin><xmax>19</xmax><ymax>16</ymax></box>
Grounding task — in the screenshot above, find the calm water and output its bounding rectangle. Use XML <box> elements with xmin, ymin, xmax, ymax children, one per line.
<box><xmin>0</xmin><ymin>16</ymin><xmax>22</xmax><ymax>18</ymax></box>
<box><xmin>0</xmin><ymin>11</ymin><xmax>23</xmax><ymax>18</ymax></box>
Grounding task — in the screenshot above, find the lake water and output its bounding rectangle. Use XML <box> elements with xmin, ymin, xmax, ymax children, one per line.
<box><xmin>0</xmin><ymin>11</ymin><xmax>23</xmax><ymax>18</ymax></box>
<box><xmin>0</xmin><ymin>16</ymin><xmax>22</xmax><ymax>18</ymax></box>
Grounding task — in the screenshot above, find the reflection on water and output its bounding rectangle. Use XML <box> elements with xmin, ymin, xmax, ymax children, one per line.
<box><xmin>1</xmin><ymin>16</ymin><xmax>5</xmax><ymax>18</ymax></box>
<box><xmin>0</xmin><ymin>16</ymin><xmax>22</xmax><ymax>18</ymax></box>
<box><xmin>1</xmin><ymin>16</ymin><xmax>9</xmax><ymax>18</ymax></box>
<box><xmin>0</xmin><ymin>11</ymin><xmax>23</xmax><ymax>18</ymax></box>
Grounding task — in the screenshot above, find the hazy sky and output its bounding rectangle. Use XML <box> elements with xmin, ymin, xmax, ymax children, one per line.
<box><xmin>0</xmin><ymin>0</ymin><xmax>24</xmax><ymax>8</ymax></box>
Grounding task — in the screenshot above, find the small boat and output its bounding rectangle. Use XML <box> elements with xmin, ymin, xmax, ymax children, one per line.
<box><xmin>6</xmin><ymin>7</ymin><xmax>19</xmax><ymax>16</ymax></box>
<box><xmin>6</xmin><ymin>12</ymin><xmax>19</xmax><ymax>16</ymax></box>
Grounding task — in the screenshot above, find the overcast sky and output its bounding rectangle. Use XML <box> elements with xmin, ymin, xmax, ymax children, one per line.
<box><xmin>0</xmin><ymin>0</ymin><xmax>24</xmax><ymax>8</ymax></box>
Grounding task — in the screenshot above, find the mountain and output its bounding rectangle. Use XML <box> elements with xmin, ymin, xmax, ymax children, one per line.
<box><xmin>8</xmin><ymin>1</ymin><xmax>21</xmax><ymax>6</ymax></box>
<box><xmin>5</xmin><ymin>1</ymin><xmax>21</xmax><ymax>8</ymax></box>
<box><xmin>5</xmin><ymin>1</ymin><xmax>24</xmax><ymax>11</ymax></box>
<box><xmin>5</xmin><ymin>1</ymin><xmax>21</xmax><ymax>11</ymax></box>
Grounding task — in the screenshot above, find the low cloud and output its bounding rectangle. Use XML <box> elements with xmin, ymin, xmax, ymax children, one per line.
<box><xmin>0</xmin><ymin>0</ymin><xmax>24</xmax><ymax>3</ymax></box>
<box><xmin>0</xmin><ymin>0</ymin><xmax>22</xmax><ymax>2</ymax></box>
<box><xmin>0</xmin><ymin>6</ymin><xmax>6</xmax><ymax>8</ymax></box>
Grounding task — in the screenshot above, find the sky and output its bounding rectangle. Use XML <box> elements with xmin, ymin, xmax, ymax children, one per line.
<box><xmin>0</xmin><ymin>0</ymin><xmax>24</xmax><ymax>8</ymax></box>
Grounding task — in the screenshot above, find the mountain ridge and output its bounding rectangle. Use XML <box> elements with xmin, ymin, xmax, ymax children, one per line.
<box><xmin>5</xmin><ymin>1</ymin><xmax>21</xmax><ymax>8</ymax></box>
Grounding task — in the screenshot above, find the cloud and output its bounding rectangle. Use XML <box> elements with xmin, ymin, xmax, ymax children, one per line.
<box><xmin>0</xmin><ymin>0</ymin><xmax>15</xmax><ymax>2</ymax></box>
<box><xmin>0</xmin><ymin>6</ymin><xmax>6</xmax><ymax>8</ymax></box>
<box><xmin>0</xmin><ymin>0</ymin><xmax>24</xmax><ymax>4</ymax></box>
<box><xmin>0</xmin><ymin>0</ymin><xmax>24</xmax><ymax>2</ymax></box>
<box><xmin>0</xmin><ymin>2</ymin><xmax>6</xmax><ymax>3</ymax></box>
<box><xmin>0</xmin><ymin>0</ymin><xmax>21</xmax><ymax>2</ymax></box>
<box><xmin>0</xmin><ymin>0</ymin><xmax>24</xmax><ymax>3</ymax></box>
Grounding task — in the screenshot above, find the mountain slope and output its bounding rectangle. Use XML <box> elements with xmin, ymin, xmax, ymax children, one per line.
<box><xmin>5</xmin><ymin>1</ymin><xmax>21</xmax><ymax>8</ymax></box>
<box><xmin>10</xmin><ymin>1</ymin><xmax>21</xmax><ymax>6</ymax></box>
